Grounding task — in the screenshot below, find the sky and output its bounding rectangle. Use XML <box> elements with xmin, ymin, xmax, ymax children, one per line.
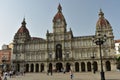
<box><xmin>0</xmin><ymin>0</ymin><xmax>120</xmax><ymax>49</ymax></box>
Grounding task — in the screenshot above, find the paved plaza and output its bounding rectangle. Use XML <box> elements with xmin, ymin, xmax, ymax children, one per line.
<box><xmin>3</xmin><ymin>71</ymin><xmax>120</xmax><ymax>80</ymax></box>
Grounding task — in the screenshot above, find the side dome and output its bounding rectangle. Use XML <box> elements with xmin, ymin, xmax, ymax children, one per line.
<box><xmin>17</xmin><ymin>18</ymin><xmax>30</xmax><ymax>34</ymax></box>
<box><xmin>14</xmin><ymin>18</ymin><xmax>31</xmax><ymax>43</ymax></box>
<box><xmin>96</xmin><ymin>9</ymin><xmax>110</xmax><ymax>28</ymax></box>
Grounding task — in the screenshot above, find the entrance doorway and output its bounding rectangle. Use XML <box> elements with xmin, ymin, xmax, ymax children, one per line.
<box><xmin>93</xmin><ymin>61</ymin><xmax>98</xmax><ymax>71</ymax></box>
<box><xmin>66</xmin><ymin>63</ymin><xmax>71</xmax><ymax>72</ymax></box>
<box><xmin>75</xmin><ymin>62</ymin><xmax>79</xmax><ymax>72</ymax></box>
<box><xmin>26</xmin><ymin>64</ymin><xmax>29</xmax><ymax>72</ymax></box>
<box><xmin>56</xmin><ymin>63</ymin><xmax>63</xmax><ymax>72</ymax></box>
<box><xmin>81</xmin><ymin>62</ymin><xmax>85</xmax><ymax>72</ymax></box>
<box><xmin>41</xmin><ymin>63</ymin><xmax>44</xmax><ymax>72</ymax></box>
<box><xmin>35</xmin><ymin>64</ymin><xmax>39</xmax><ymax>72</ymax></box>
<box><xmin>106</xmin><ymin>61</ymin><xmax>111</xmax><ymax>71</ymax></box>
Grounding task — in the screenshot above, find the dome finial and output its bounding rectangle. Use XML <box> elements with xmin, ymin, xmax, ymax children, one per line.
<box><xmin>100</xmin><ymin>8</ymin><xmax>102</xmax><ymax>12</ymax></box>
<box><xmin>58</xmin><ymin>3</ymin><xmax>62</xmax><ymax>12</ymax></box>
<box><xmin>99</xmin><ymin>8</ymin><xmax>104</xmax><ymax>17</ymax></box>
<box><xmin>22</xmin><ymin>17</ymin><xmax>26</xmax><ymax>26</ymax></box>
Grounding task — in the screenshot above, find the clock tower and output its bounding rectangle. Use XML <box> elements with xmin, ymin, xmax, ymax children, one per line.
<box><xmin>53</xmin><ymin>4</ymin><xmax>67</xmax><ymax>33</ymax></box>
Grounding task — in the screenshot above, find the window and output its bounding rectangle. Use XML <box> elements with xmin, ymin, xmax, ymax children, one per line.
<box><xmin>49</xmin><ymin>53</ymin><xmax>52</xmax><ymax>59</ymax></box>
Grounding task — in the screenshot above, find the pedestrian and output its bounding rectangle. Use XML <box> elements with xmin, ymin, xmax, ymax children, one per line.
<box><xmin>47</xmin><ymin>69</ymin><xmax>49</xmax><ymax>75</ymax></box>
<box><xmin>3</xmin><ymin>72</ymin><xmax>7</xmax><ymax>80</ymax></box>
<box><xmin>69</xmin><ymin>70</ymin><xmax>73</xmax><ymax>80</ymax></box>
<box><xmin>63</xmin><ymin>68</ymin><xmax>66</xmax><ymax>74</ymax></box>
<box><xmin>9</xmin><ymin>70</ymin><xmax>12</xmax><ymax>78</ymax></box>
<box><xmin>50</xmin><ymin>69</ymin><xmax>52</xmax><ymax>76</ymax></box>
<box><xmin>93</xmin><ymin>69</ymin><xmax>96</xmax><ymax>74</ymax></box>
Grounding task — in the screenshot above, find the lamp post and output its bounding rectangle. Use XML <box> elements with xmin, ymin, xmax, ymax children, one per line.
<box><xmin>92</xmin><ymin>34</ymin><xmax>107</xmax><ymax>80</ymax></box>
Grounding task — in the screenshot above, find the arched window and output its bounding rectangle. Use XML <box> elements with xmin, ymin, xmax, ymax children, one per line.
<box><xmin>56</xmin><ymin>44</ymin><xmax>62</xmax><ymax>60</ymax></box>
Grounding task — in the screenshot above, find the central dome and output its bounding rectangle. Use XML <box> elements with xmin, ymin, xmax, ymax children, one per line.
<box><xmin>53</xmin><ymin>4</ymin><xmax>66</xmax><ymax>23</ymax></box>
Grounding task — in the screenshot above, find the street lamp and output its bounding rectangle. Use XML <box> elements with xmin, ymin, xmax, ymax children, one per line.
<box><xmin>92</xmin><ymin>33</ymin><xmax>107</xmax><ymax>80</ymax></box>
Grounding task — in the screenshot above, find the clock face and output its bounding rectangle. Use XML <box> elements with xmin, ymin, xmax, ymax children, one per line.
<box><xmin>57</xmin><ymin>19</ymin><xmax>60</xmax><ymax>22</ymax></box>
<box><xmin>57</xmin><ymin>19</ymin><xmax>61</xmax><ymax>26</ymax></box>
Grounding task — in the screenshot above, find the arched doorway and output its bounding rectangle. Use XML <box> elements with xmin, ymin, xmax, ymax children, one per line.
<box><xmin>81</xmin><ymin>62</ymin><xmax>85</xmax><ymax>72</ymax></box>
<box><xmin>31</xmin><ymin>64</ymin><xmax>34</xmax><ymax>72</ymax></box>
<box><xmin>35</xmin><ymin>64</ymin><xmax>39</xmax><ymax>72</ymax></box>
<box><xmin>75</xmin><ymin>62</ymin><xmax>79</xmax><ymax>72</ymax></box>
<box><xmin>26</xmin><ymin>64</ymin><xmax>29</xmax><ymax>72</ymax></box>
<box><xmin>106</xmin><ymin>61</ymin><xmax>111</xmax><ymax>71</ymax></box>
<box><xmin>66</xmin><ymin>63</ymin><xmax>71</xmax><ymax>72</ymax></box>
<box><xmin>87</xmin><ymin>62</ymin><xmax>91</xmax><ymax>71</ymax></box>
<box><xmin>56</xmin><ymin>63</ymin><xmax>63</xmax><ymax>72</ymax></box>
<box><xmin>56</xmin><ymin>44</ymin><xmax>62</xmax><ymax>60</ymax></box>
<box><xmin>41</xmin><ymin>63</ymin><xmax>44</xmax><ymax>72</ymax></box>
<box><xmin>93</xmin><ymin>61</ymin><xmax>98</xmax><ymax>71</ymax></box>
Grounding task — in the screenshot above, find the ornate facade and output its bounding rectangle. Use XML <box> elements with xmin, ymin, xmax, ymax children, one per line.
<box><xmin>12</xmin><ymin>4</ymin><xmax>116</xmax><ymax>73</ymax></box>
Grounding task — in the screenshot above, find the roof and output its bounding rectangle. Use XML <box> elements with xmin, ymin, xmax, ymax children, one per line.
<box><xmin>31</xmin><ymin>37</ymin><xmax>46</xmax><ymax>41</ymax></box>
<box><xmin>115</xmin><ymin>40</ymin><xmax>120</xmax><ymax>43</ymax></box>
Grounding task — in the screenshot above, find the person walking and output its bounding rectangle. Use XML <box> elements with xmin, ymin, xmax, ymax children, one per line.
<box><xmin>47</xmin><ymin>69</ymin><xmax>49</xmax><ymax>75</ymax></box>
<box><xmin>3</xmin><ymin>72</ymin><xmax>7</xmax><ymax>80</ymax></box>
<box><xmin>63</xmin><ymin>68</ymin><xmax>66</xmax><ymax>74</ymax></box>
<box><xmin>69</xmin><ymin>70</ymin><xmax>73</xmax><ymax>80</ymax></box>
<box><xmin>50</xmin><ymin>69</ymin><xmax>52</xmax><ymax>76</ymax></box>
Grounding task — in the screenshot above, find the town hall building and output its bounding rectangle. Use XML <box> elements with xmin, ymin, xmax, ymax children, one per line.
<box><xmin>12</xmin><ymin>4</ymin><xmax>116</xmax><ymax>73</ymax></box>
